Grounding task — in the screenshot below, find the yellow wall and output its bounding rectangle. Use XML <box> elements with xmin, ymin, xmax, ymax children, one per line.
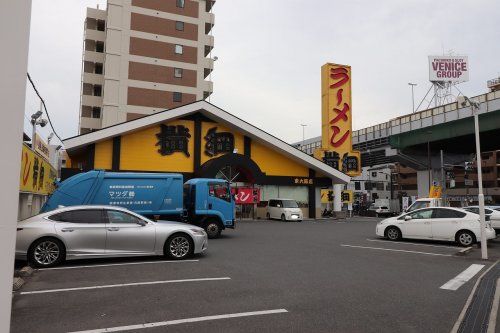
<box><xmin>251</xmin><ymin>141</ymin><xmax>309</xmax><ymax>177</ymax></box>
<box><xmin>200</xmin><ymin>122</ymin><xmax>244</xmax><ymax>164</ymax></box>
<box><xmin>94</xmin><ymin>140</ymin><xmax>113</xmax><ymax>170</ymax></box>
<box><xmin>120</xmin><ymin>119</ymin><xmax>195</xmax><ymax>172</ymax></box>
<box><xmin>89</xmin><ymin>118</ymin><xmax>311</xmax><ymax>178</ymax></box>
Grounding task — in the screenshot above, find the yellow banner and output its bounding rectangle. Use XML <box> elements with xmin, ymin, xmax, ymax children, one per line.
<box><xmin>314</xmin><ymin>63</ymin><xmax>361</xmax><ymax>176</ymax></box>
<box><xmin>19</xmin><ymin>144</ymin><xmax>57</xmax><ymax>195</ymax></box>
<box><xmin>320</xmin><ymin>189</ymin><xmax>333</xmax><ymax>203</ymax></box>
<box><xmin>341</xmin><ymin>190</ymin><xmax>353</xmax><ymax>204</ymax></box>
<box><xmin>429</xmin><ymin>186</ymin><xmax>442</xmax><ymax>198</ymax></box>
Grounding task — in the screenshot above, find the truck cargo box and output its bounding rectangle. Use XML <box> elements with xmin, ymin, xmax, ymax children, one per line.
<box><xmin>41</xmin><ymin>170</ymin><xmax>184</xmax><ymax>217</ymax></box>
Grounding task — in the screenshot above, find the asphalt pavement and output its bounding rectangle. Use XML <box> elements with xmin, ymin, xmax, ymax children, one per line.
<box><xmin>10</xmin><ymin>217</ymin><xmax>500</xmax><ymax>333</ymax></box>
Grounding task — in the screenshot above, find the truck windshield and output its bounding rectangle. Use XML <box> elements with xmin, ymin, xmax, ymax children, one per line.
<box><xmin>282</xmin><ymin>200</ymin><xmax>298</xmax><ymax>208</ymax></box>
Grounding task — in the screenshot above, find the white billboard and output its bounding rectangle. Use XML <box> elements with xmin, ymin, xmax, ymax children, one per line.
<box><xmin>429</xmin><ymin>56</ymin><xmax>469</xmax><ymax>83</ymax></box>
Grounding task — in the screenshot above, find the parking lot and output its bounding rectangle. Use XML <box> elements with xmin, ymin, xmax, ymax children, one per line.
<box><xmin>11</xmin><ymin>218</ymin><xmax>500</xmax><ymax>333</ymax></box>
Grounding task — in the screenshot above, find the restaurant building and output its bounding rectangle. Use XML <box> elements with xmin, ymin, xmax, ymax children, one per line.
<box><xmin>63</xmin><ymin>101</ymin><xmax>350</xmax><ymax>219</ymax></box>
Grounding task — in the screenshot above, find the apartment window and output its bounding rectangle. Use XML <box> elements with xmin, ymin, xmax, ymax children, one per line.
<box><xmin>176</xmin><ymin>0</ymin><xmax>185</xmax><ymax>8</ymax></box>
<box><xmin>174</xmin><ymin>44</ymin><xmax>183</xmax><ymax>54</ymax></box>
<box><xmin>371</xmin><ymin>172</ymin><xmax>377</xmax><ymax>178</ymax></box>
<box><xmin>92</xmin><ymin>107</ymin><xmax>101</xmax><ymax>118</ymax></box>
<box><xmin>95</xmin><ymin>41</ymin><xmax>104</xmax><ymax>53</ymax></box>
<box><xmin>95</xmin><ymin>63</ymin><xmax>103</xmax><ymax>74</ymax></box>
<box><xmin>175</xmin><ymin>21</ymin><xmax>184</xmax><ymax>31</ymax></box>
<box><xmin>97</xmin><ymin>20</ymin><xmax>105</xmax><ymax>31</ymax></box>
<box><xmin>174</xmin><ymin>68</ymin><xmax>183</xmax><ymax>78</ymax></box>
<box><xmin>354</xmin><ymin>182</ymin><xmax>361</xmax><ymax>190</ymax></box>
<box><xmin>173</xmin><ymin>92</ymin><xmax>182</xmax><ymax>103</ymax></box>
<box><xmin>93</xmin><ymin>85</ymin><xmax>102</xmax><ymax>96</ymax></box>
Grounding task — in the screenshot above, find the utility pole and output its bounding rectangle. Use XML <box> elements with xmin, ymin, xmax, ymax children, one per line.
<box><xmin>0</xmin><ymin>0</ymin><xmax>32</xmax><ymax>331</ymax></box>
<box><xmin>408</xmin><ymin>83</ymin><xmax>417</xmax><ymax>113</ymax></box>
<box><xmin>464</xmin><ymin>97</ymin><xmax>488</xmax><ymax>259</ymax></box>
<box><xmin>440</xmin><ymin>150</ymin><xmax>446</xmax><ymax>204</ymax></box>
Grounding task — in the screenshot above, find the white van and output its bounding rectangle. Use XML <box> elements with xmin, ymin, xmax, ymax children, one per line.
<box><xmin>266</xmin><ymin>199</ymin><xmax>303</xmax><ymax>222</ymax></box>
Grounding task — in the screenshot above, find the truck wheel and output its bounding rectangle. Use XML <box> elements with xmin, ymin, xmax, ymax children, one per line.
<box><xmin>164</xmin><ymin>233</ymin><xmax>193</xmax><ymax>259</ymax></box>
<box><xmin>204</xmin><ymin>220</ymin><xmax>222</xmax><ymax>239</ymax></box>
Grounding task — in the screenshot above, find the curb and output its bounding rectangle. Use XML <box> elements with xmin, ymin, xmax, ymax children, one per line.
<box><xmin>13</xmin><ymin>277</ymin><xmax>24</xmax><ymax>291</ymax></box>
<box><xmin>487</xmin><ymin>278</ymin><xmax>500</xmax><ymax>333</ymax></box>
<box><xmin>450</xmin><ymin>260</ymin><xmax>499</xmax><ymax>333</ymax></box>
<box><xmin>16</xmin><ymin>266</ymin><xmax>34</xmax><ymax>278</ymax></box>
<box><xmin>455</xmin><ymin>247</ymin><xmax>473</xmax><ymax>256</ymax></box>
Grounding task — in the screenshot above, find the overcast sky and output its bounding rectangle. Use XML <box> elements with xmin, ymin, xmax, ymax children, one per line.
<box><xmin>26</xmin><ymin>0</ymin><xmax>500</xmax><ymax>144</ymax></box>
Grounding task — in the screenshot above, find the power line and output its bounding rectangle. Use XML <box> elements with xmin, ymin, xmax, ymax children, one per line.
<box><xmin>26</xmin><ymin>72</ymin><xmax>63</xmax><ymax>143</ymax></box>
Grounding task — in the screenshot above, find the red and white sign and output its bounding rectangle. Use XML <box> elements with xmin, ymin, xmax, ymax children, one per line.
<box><xmin>429</xmin><ymin>56</ymin><xmax>469</xmax><ymax>83</ymax></box>
<box><xmin>231</xmin><ymin>188</ymin><xmax>260</xmax><ymax>204</ymax></box>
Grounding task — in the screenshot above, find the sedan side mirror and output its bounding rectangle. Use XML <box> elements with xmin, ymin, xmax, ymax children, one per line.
<box><xmin>137</xmin><ymin>220</ymin><xmax>147</xmax><ymax>226</ymax></box>
<box><xmin>404</xmin><ymin>215</ymin><xmax>412</xmax><ymax>221</ymax></box>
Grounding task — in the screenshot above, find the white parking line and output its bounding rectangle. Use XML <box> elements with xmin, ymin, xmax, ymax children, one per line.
<box><xmin>440</xmin><ymin>264</ymin><xmax>485</xmax><ymax>291</ymax></box>
<box><xmin>69</xmin><ymin>309</ymin><xmax>289</xmax><ymax>333</ymax></box>
<box><xmin>341</xmin><ymin>244</ymin><xmax>453</xmax><ymax>257</ymax></box>
<box><xmin>20</xmin><ymin>277</ymin><xmax>230</xmax><ymax>295</ymax></box>
<box><xmin>366</xmin><ymin>238</ymin><xmax>461</xmax><ymax>249</ymax></box>
<box><xmin>37</xmin><ymin>259</ymin><xmax>199</xmax><ymax>271</ymax></box>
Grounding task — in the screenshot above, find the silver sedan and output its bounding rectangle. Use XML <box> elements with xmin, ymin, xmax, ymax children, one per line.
<box><xmin>16</xmin><ymin>205</ymin><xmax>208</xmax><ymax>267</ymax></box>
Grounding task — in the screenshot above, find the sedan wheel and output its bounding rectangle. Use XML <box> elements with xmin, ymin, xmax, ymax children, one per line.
<box><xmin>166</xmin><ymin>234</ymin><xmax>192</xmax><ymax>259</ymax></box>
<box><xmin>29</xmin><ymin>238</ymin><xmax>65</xmax><ymax>268</ymax></box>
<box><xmin>457</xmin><ymin>231</ymin><xmax>475</xmax><ymax>247</ymax></box>
<box><xmin>386</xmin><ymin>227</ymin><xmax>402</xmax><ymax>241</ymax></box>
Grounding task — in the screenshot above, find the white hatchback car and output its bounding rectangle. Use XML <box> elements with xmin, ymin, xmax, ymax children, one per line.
<box><xmin>376</xmin><ymin>207</ymin><xmax>496</xmax><ymax>247</ymax></box>
<box><xmin>266</xmin><ymin>199</ymin><xmax>303</xmax><ymax>222</ymax></box>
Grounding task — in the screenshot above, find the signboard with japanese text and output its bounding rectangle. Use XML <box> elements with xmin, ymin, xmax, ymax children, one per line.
<box><xmin>19</xmin><ymin>143</ymin><xmax>57</xmax><ymax>195</ymax></box>
<box><xmin>429</xmin><ymin>56</ymin><xmax>469</xmax><ymax>83</ymax></box>
<box><xmin>341</xmin><ymin>190</ymin><xmax>353</xmax><ymax>204</ymax></box>
<box><xmin>320</xmin><ymin>189</ymin><xmax>333</xmax><ymax>203</ymax></box>
<box><xmin>314</xmin><ymin>63</ymin><xmax>361</xmax><ymax>176</ymax></box>
<box><xmin>35</xmin><ymin>133</ymin><xmax>50</xmax><ymax>160</ymax></box>
<box><xmin>429</xmin><ymin>185</ymin><xmax>442</xmax><ymax>198</ymax></box>
<box><xmin>231</xmin><ymin>188</ymin><xmax>260</xmax><ymax>204</ymax></box>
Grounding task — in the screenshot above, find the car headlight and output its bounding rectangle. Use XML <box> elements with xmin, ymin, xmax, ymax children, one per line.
<box><xmin>190</xmin><ymin>228</ymin><xmax>206</xmax><ymax>235</ymax></box>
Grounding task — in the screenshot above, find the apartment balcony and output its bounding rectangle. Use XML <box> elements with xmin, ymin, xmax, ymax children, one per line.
<box><xmin>85</xmin><ymin>28</ymin><xmax>106</xmax><ymax>42</ymax></box>
<box><xmin>202</xmin><ymin>80</ymin><xmax>213</xmax><ymax>93</ymax></box>
<box><xmin>86</xmin><ymin>7</ymin><xmax>106</xmax><ymax>20</ymax></box>
<box><xmin>80</xmin><ymin>116</ymin><xmax>102</xmax><ymax>129</ymax></box>
<box><xmin>206</xmin><ymin>34</ymin><xmax>214</xmax><ymax>47</ymax></box>
<box><xmin>83</xmin><ymin>72</ymin><xmax>104</xmax><ymax>85</ymax></box>
<box><xmin>84</xmin><ymin>51</ymin><xmax>105</xmax><ymax>63</ymax></box>
<box><xmin>81</xmin><ymin>95</ymin><xmax>103</xmax><ymax>107</ymax></box>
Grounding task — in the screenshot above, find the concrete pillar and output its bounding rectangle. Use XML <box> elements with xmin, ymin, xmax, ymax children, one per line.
<box><xmin>417</xmin><ymin>170</ymin><xmax>430</xmax><ymax>198</ymax></box>
<box><xmin>333</xmin><ymin>183</ymin><xmax>342</xmax><ymax>212</ymax></box>
<box><xmin>0</xmin><ymin>0</ymin><xmax>32</xmax><ymax>331</ymax></box>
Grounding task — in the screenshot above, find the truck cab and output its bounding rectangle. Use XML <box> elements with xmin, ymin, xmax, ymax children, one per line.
<box><xmin>184</xmin><ymin>178</ymin><xmax>235</xmax><ymax>238</ymax></box>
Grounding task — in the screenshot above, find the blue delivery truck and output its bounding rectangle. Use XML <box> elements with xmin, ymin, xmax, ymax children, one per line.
<box><xmin>41</xmin><ymin>170</ymin><xmax>235</xmax><ymax>238</ymax></box>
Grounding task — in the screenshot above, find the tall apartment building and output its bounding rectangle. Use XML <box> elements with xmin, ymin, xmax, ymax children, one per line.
<box><xmin>79</xmin><ymin>0</ymin><xmax>215</xmax><ymax>134</ymax></box>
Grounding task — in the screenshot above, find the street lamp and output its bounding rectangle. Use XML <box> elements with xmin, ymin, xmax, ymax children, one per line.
<box><xmin>30</xmin><ymin>108</ymin><xmax>48</xmax><ymax>152</ymax></box>
<box><xmin>462</xmin><ymin>96</ymin><xmax>487</xmax><ymax>260</ymax></box>
<box><xmin>408</xmin><ymin>83</ymin><xmax>417</xmax><ymax>113</ymax></box>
